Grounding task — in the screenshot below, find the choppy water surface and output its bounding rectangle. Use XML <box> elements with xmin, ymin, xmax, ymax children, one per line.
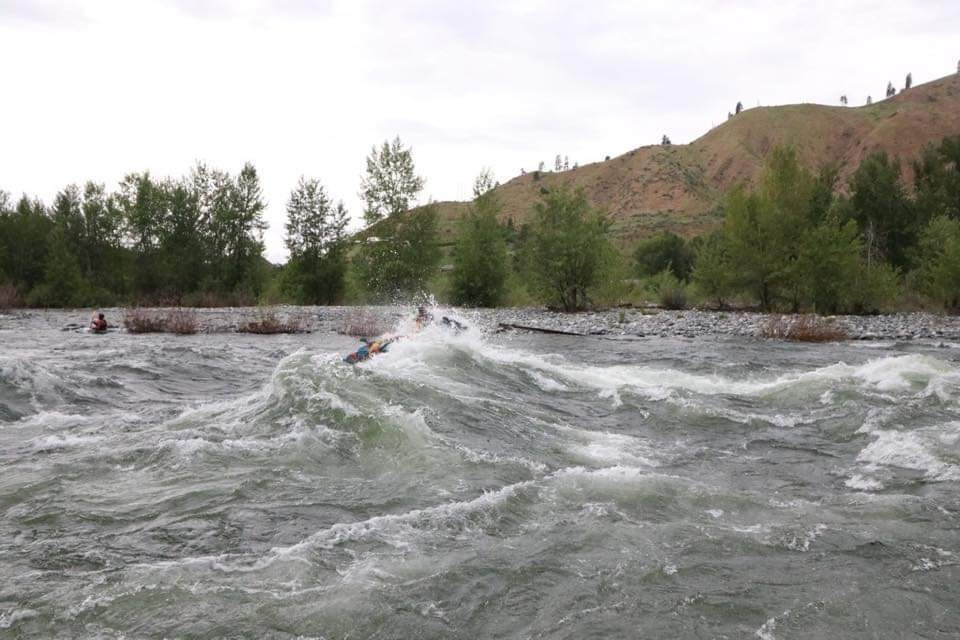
<box><xmin>1</xmin><ymin>310</ymin><xmax>959</xmax><ymax>639</ymax></box>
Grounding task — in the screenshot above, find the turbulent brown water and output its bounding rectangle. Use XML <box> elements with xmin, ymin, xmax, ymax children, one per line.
<box><xmin>1</xmin><ymin>309</ymin><xmax>959</xmax><ymax>638</ymax></box>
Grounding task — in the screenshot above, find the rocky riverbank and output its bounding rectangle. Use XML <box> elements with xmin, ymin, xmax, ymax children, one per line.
<box><xmin>6</xmin><ymin>306</ymin><xmax>960</xmax><ymax>341</ymax></box>
<box><xmin>482</xmin><ymin>308</ymin><xmax>960</xmax><ymax>341</ymax></box>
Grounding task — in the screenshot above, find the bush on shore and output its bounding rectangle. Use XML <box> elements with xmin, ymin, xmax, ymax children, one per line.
<box><xmin>0</xmin><ymin>283</ymin><xmax>23</xmax><ymax>309</ymax></box>
<box><xmin>238</xmin><ymin>309</ymin><xmax>308</xmax><ymax>334</ymax></box>
<box><xmin>760</xmin><ymin>315</ymin><xmax>848</xmax><ymax>342</ymax></box>
<box><xmin>642</xmin><ymin>269</ymin><xmax>688</xmax><ymax>310</ymax></box>
<box><xmin>165</xmin><ymin>309</ymin><xmax>199</xmax><ymax>335</ymax></box>
<box><xmin>123</xmin><ymin>309</ymin><xmax>167</xmax><ymax>333</ymax></box>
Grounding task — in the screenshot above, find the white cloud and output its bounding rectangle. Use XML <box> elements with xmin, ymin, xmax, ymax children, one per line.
<box><xmin>1</xmin><ymin>0</ymin><xmax>958</xmax><ymax>261</ymax></box>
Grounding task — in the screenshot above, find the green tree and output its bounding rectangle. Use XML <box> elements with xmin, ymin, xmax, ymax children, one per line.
<box><xmin>80</xmin><ymin>182</ymin><xmax>126</xmax><ymax>293</ymax></box>
<box><xmin>691</xmin><ymin>231</ymin><xmax>735</xmax><ymax>308</ymax></box>
<box><xmin>189</xmin><ymin>162</ymin><xmax>232</xmax><ymax>289</ymax></box>
<box><xmin>356</xmin><ymin>138</ymin><xmax>437</xmax><ymax>299</ymax></box>
<box><xmin>850</xmin><ymin>261</ymin><xmax>901</xmax><ymax>314</ymax></box>
<box><xmin>223</xmin><ymin>163</ymin><xmax>268</xmax><ymax>293</ymax></box>
<box><xmin>849</xmin><ymin>151</ymin><xmax>917</xmax><ymax>270</ymax></box>
<box><xmin>27</xmin><ymin>220</ymin><xmax>90</xmax><ymax>308</ymax></box>
<box><xmin>633</xmin><ymin>231</ymin><xmax>695</xmax><ymax>281</ymax></box>
<box><xmin>450</xmin><ymin>173</ymin><xmax>508</xmax><ymax>306</ymax></box>
<box><xmin>359</xmin><ymin>136</ymin><xmax>425</xmax><ymax>225</ymax></box>
<box><xmin>809</xmin><ymin>163</ymin><xmax>840</xmax><ymax>225</ymax></box>
<box><xmin>283</xmin><ymin>176</ymin><xmax>350</xmax><ymax>304</ymax></box>
<box><xmin>355</xmin><ymin>206</ymin><xmax>441</xmax><ymax>300</ymax></box>
<box><xmin>528</xmin><ymin>186</ymin><xmax>612</xmax><ymax>311</ymax></box>
<box><xmin>117</xmin><ymin>172</ymin><xmax>167</xmax><ymax>295</ymax></box>
<box><xmin>724</xmin><ymin>147</ymin><xmax>816</xmax><ymax>309</ymax></box>
<box><xmin>0</xmin><ymin>196</ymin><xmax>52</xmax><ymax>292</ymax></box>
<box><xmin>915</xmin><ymin>215</ymin><xmax>960</xmax><ymax>309</ymax></box>
<box><xmin>160</xmin><ymin>181</ymin><xmax>205</xmax><ymax>300</ymax></box>
<box><xmin>50</xmin><ymin>185</ymin><xmax>86</xmax><ymax>260</ymax></box>
<box><xmin>0</xmin><ymin>191</ymin><xmax>11</xmax><ymax>283</ymax></box>
<box><xmin>794</xmin><ymin>217</ymin><xmax>862</xmax><ymax>313</ymax></box>
<box><xmin>913</xmin><ymin>136</ymin><xmax>960</xmax><ymax>222</ymax></box>
<box><xmin>723</xmin><ymin>188</ymin><xmax>781</xmax><ymax>310</ymax></box>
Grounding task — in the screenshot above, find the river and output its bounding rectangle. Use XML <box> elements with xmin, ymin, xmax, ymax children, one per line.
<box><xmin>1</xmin><ymin>309</ymin><xmax>958</xmax><ymax>638</ymax></box>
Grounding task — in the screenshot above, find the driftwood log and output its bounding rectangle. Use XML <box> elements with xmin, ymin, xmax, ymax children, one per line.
<box><xmin>497</xmin><ymin>323</ymin><xmax>586</xmax><ymax>336</ymax></box>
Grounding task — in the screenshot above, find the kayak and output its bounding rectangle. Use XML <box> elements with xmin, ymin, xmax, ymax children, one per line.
<box><xmin>342</xmin><ymin>315</ymin><xmax>466</xmax><ymax>365</ymax></box>
<box><xmin>344</xmin><ymin>337</ymin><xmax>396</xmax><ymax>364</ymax></box>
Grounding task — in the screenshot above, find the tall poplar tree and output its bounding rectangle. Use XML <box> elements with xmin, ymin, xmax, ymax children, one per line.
<box><xmin>359</xmin><ymin>136</ymin><xmax>424</xmax><ymax>225</ymax></box>
<box><xmin>356</xmin><ymin>137</ymin><xmax>438</xmax><ymax>299</ymax></box>
<box><xmin>284</xmin><ymin>176</ymin><xmax>349</xmax><ymax>304</ymax></box>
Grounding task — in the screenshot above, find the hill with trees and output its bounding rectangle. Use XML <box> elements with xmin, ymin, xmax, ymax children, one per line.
<box><xmin>428</xmin><ymin>72</ymin><xmax>960</xmax><ymax>247</ymax></box>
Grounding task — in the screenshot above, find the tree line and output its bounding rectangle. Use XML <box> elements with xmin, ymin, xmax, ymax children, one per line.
<box><xmin>0</xmin><ymin>137</ymin><xmax>442</xmax><ymax>308</ymax></box>
<box><xmin>2</xmin><ymin>134</ymin><xmax>959</xmax><ymax>313</ymax></box>
<box><xmin>0</xmin><ymin>163</ymin><xmax>269</xmax><ymax>307</ymax></box>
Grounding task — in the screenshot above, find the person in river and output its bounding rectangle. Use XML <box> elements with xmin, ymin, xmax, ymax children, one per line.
<box><xmin>90</xmin><ymin>312</ymin><xmax>108</xmax><ymax>332</ymax></box>
<box><xmin>415</xmin><ymin>306</ymin><xmax>469</xmax><ymax>332</ymax></box>
<box><xmin>344</xmin><ymin>306</ymin><xmax>467</xmax><ymax>364</ymax></box>
<box><xmin>415</xmin><ymin>305</ymin><xmax>434</xmax><ymax>330</ymax></box>
<box><xmin>345</xmin><ymin>307</ymin><xmax>432</xmax><ymax>364</ymax></box>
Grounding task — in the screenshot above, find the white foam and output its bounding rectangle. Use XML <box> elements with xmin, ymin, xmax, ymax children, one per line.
<box><xmin>31</xmin><ymin>433</ymin><xmax>104</xmax><ymax>450</ymax></box>
<box><xmin>0</xmin><ymin>608</ymin><xmax>38</xmax><ymax>629</ymax></box>
<box><xmin>552</xmin><ymin>464</ymin><xmax>659</xmax><ymax>484</ymax></box>
<box><xmin>260</xmin><ymin>478</ymin><xmax>537</xmax><ymax>566</ymax></box>
<box><xmin>845</xmin><ymin>474</ymin><xmax>884</xmax><ymax>491</ymax></box>
<box><xmin>166</xmin><ymin>384</ymin><xmax>273</xmax><ymax>433</ymax></box>
<box><xmin>569</xmin><ymin>441</ymin><xmax>656</xmax><ymax>467</ymax></box>
<box><xmin>853</xmin><ymin>354</ymin><xmax>951</xmax><ymax>391</ymax></box>
<box><xmin>477</xmin><ymin>348</ymin><xmax>958</xmax><ymax>401</ymax></box>
<box><xmin>553</xmin><ymin>423</ymin><xmax>660</xmax><ymax>468</ymax></box>
<box><xmin>580</xmin><ymin>502</ymin><xmax>617</xmax><ymax>518</ymax></box>
<box><xmin>756</xmin><ymin>613</ymin><xmax>782</xmax><ymax>640</ymax></box>
<box><xmin>0</xmin><ymin>355</ymin><xmax>66</xmax><ymax>408</ymax></box>
<box><xmin>598</xmin><ymin>387</ymin><xmax>626</xmax><ymax>406</ymax></box>
<box><xmin>911</xmin><ymin>556</ymin><xmax>958</xmax><ymax>572</ymax></box>
<box><xmin>856</xmin><ymin>408</ymin><xmax>894</xmax><ymax>435</ymax></box>
<box><xmin>782</xmin><ymin>524</ymin><xmax>827</xmax><ymax>552</ymax></box>
<box><xmin>857</xmin><ymin>426</ymin><xmax>960</xmax><ymax>481</ymax></box>
<box><xmin>453</xmin><ymin>444</ymin><xmax>548</xmax><ymax>473</ymax></box>
<box><xmin>385</xmin><ymin>405</ymin><xmax>438</xmax><ymax>443</ymax></box>
<box><xmin>159</xmin><ymin>423</ymin><xmax>320</xmax><ymax>459</ymax></box>
<box><xmin>528</xmin><ymin>371</ymin><xmax>569</xmax><ymax>392</ymax></box>
<box><xmin>163</xmin><ymin>436</ymin><xmax>213</xmax><ymax>456</ymax></box>
<box><xmin>14</xmin><ymin>411</ymin><xmax>89</xmax><ymax>430</ymax></box>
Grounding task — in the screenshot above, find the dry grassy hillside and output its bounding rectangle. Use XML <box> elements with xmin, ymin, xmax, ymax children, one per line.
<box><xmin>430</xmin><ymin>72</ymin><xmax>960</xmax><ymax>247</ymax></box>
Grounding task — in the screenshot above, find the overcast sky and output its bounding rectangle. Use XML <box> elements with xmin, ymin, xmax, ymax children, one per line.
<box><xmin>2</xmin><ymin>0</ymin><xmax>958</xmax><ymax>261</ymax></box>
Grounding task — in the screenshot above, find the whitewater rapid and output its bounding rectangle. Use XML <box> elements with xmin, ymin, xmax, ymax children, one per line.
<box><xmin>1</xmin><ymin>309</ymin><xmax>958</xmax><ymax>638</ymax></box>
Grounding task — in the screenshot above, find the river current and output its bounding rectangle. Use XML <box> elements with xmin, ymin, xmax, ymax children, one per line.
<box><xmin>1</xmin><ymin>309</ymin><xmax>958</xmax><ymax>639</ymax></box>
